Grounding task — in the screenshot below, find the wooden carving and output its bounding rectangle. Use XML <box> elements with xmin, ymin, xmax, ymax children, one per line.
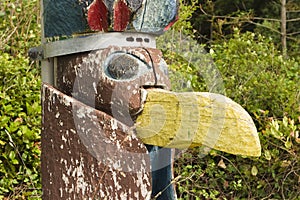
<box><xmin>43</xmin><ymin>0</ymin><xmax>179</xmax><ymax>37</ymax></box>
<box><xmin>38</xmin><ymin>0</ymin><xmax>260</xmax><ymax>200</ymax></box>
<box><xmin>42</xmin><ymin>83</ymin><xmax>151</xmax><ymax>199</ymax></box>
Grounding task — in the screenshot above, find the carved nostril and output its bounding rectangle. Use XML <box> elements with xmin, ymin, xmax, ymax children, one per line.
<box><xmin>107</xmin><ymin>54</ymin><xmax>139</xmax><ymax>80</ymax></box>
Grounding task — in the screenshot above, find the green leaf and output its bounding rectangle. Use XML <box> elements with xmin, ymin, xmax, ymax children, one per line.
<box><xmin>264</xmin><ymin>150</ymin><xmax>272</xmax><ymax>161</ymax></box>
<box><xmin>0</xmin><ymin>115</ymin><xmax>10</xmax><ymax>127</ymax></box>
<box><xmin>0</xmin><ymin>139</ymin><xmax>6</xmax><ymax>146</ymax></box>
<box><xmin>8</xmin><ymin>151</ymin><xmax>16</xmax><ymax>160</ymax></box>
<box><xmin>11</xmin><ymin>158</ymin><xmax>19</xmax><ymax>165</ymax></box>
<box><xmin>251</xmin><ymin>166</ymin><xmax>258</xmax><ymax>176</ymax></box>
<box><xmin>284</xmin><ymin>140</ymin><xmax>292</xmax><ymax>149</ymax></box>
<box><xmin>283</xmin><ymin>116</ymin><xmax>288</xmax><ymax>127</ymax></box>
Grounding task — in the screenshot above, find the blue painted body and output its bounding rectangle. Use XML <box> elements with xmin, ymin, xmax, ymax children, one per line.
<box><xmin>147</xmin><ymin>145</ymin><xmax>176</xmax><ymax>200</ymax></box>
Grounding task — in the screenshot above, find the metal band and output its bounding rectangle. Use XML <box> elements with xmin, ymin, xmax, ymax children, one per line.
<box><xmin>30</xmin><ymin>32</ymin><xmax>157</xmax><ymax>60</ymax></box>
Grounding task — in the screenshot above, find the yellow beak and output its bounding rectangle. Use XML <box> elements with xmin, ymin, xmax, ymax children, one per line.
<box><xmin>136</xmin><ymin>89</ymin><xmax>261</xmax><ymax>157</ymax></box>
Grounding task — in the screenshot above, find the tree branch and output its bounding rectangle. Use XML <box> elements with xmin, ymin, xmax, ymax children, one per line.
<box><xmin>287</xmin><ymin>10</ymin><xmax>300</xmax><ymax>13</ymax></box>
<box><xmin>287</xmin><ymin>18</ymin><xmax>300</xmax><ymax>22</ymax></box>
<box><xmin>287</xmin><ymin>31</ymin><xmax>300</xmax><ymax>36</ymax></box>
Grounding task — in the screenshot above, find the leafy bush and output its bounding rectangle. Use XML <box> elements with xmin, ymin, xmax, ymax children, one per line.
<box><xmin>211</xmin><ymin>29</ymin><xmax>300</xmax><ymax>126</ymax></box>
<box><xmin>174</xmin><ymin>116</ymin><xmax>300</xmax><ymax>199</ymax></box>
<box><xmin>0</xmin><ymin>53</ymin><xmax>41</xmax><ymax>199</ymax></box>
<box><xmin>0</xmin><ymin>0</ymin><xmax>40</xmax><ymax>55</ymax></box>
<box><xmin>0</xmin><ymin>0</ymin><xmax>41</xmax><ymax>198</ymax></box>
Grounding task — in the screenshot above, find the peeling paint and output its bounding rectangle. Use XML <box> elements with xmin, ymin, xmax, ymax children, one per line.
<box><xmin>56</xmin><ymin>46</ymin><xmax>170</xmax><ymax>127</ymax></box>
<box><xmin>111</xmin><ymin>118</ymin><xmax>118</xmax><ymax>130</ymax></box>
<box><xmin>42</xmin><ymin>83</ymin><xmax>152</xmax><ymax>199</ymax></box>
<box><xmin>62</xmin><ymin>134</ymin><xmax>67</xmax><ymax>142</ymax></box>
<box><xmin>62</xmin><ymin>173</ymin><xmax>69</xmax><ymax>185</ymax></box>
<box><xmin>55</xmin><ymin>112</ymin><xmax>60</xmax><ymax>118</ymax></box>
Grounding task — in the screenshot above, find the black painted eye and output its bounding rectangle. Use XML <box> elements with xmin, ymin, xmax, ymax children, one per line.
<box><xmin>105</xmin><ymin>52</ymin><xmax>150</xmax><ymax>80</ymax></box>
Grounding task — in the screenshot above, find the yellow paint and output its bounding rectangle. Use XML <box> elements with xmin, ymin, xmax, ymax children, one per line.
<box><xmin>136</xmin><ymin>89</ymin><xmax>261</xmax><ymax>157</ymax></box>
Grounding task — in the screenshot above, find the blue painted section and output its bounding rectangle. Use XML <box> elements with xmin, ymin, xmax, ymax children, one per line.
<box><xmin>133</xmin><ymin>0</ymin><xmax>178</xmax><ymax>34</ymax></box>
<box><xmin>146</xmin><ymin>145</ymin><xmax>176</xmax><ymax>200</ymax></box>
<box><xmin>43</xmin><ymin>0</ymin><xmax>92</xmax><ymax>37</ymax></box>
<box><xmin>126</xmin><ymin>0</ymin><xmax>143</xmax><ymax>11</ymax></box>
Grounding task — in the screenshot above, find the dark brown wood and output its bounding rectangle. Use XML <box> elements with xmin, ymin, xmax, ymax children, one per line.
<box><xmin>42</xmin><ymin>83</ymin><xmax>151</xmax><ymax>199</ymax></box>
<box><xmin>56</xmin><ymin>46</ymin><xmax>171</xmax><ymax>126</ymax></box>
<box><xmin>40</xmin><ymin>0</ymin><xmax>179</xmax><ymax>199</ymax></box>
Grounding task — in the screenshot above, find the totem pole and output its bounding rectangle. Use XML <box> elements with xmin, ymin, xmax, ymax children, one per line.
<box><xmin>29</xmin><ymin>0</ymin><xmax>261</xmax><ymax>199</ymax></box>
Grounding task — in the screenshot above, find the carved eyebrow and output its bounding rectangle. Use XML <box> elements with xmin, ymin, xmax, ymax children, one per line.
<box><xmin>111</xmin><ymin>50</ymin><xmax>152</xmax><ymax>69</ymax></box>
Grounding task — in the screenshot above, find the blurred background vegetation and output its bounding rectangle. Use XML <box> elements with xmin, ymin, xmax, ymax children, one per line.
<box><xmin>0</xmin><ymin>0</ymin><xmax>299</xmax><ymax>199</ymax></box>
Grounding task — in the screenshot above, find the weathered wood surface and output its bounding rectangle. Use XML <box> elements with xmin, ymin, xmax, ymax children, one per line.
<box><xmin>40</xmin><ymin>1</ymin><xmax>179</xmax><ymax>199</ymax></box>
<box><xmin>42</xmin><ymin>83</ymin><xmax>152</xmax><ymax>199</ymax></box>
<box><xmin>43</xmin><ymin>0</ymin><xmax>179</xmax><ymax>38</ymax></box>
<box><xmin>56</xmin><ymin>47</ymin><xmax>170</xmax><ymax>126</ymax></box>
<box><xmin>136</xmin><ymin>89</ymin><xmax>261</xmax><ymax>157</ymax></box>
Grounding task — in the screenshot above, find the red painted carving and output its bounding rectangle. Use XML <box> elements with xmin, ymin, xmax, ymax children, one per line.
<box><xmin>88</xmin><ymin>0</ymin><xmax>109</xmax><ymax>31</ymax></box>
<box><xmin>114</xmin><ymin>0</ymin><xmax>131</xmax><ymax>31</ymax></box>
<box><xmin>164</xmin><ymin>15</ymin><xmax>179</xmax><ymax>31</ymax></box>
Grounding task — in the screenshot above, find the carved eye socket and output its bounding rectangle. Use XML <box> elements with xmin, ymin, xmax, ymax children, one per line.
<box><xmin>105</xmin><ymin>53</ymin><xmax>150</xmax><ymax>80</ymax></box>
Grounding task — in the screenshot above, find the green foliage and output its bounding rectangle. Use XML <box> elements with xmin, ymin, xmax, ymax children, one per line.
<box><xmin>211</xmin><ymin>29</ymin><xmax>300</xmax><ymax>125</ymax></box>
<box><xmin>187</xmin><ymin>0</ymin><xmax>300</xmax><ymax>57</ymax></box>
<box><xmin>0</xmin><ymin>0</ymin><xmax>41</xmax><ymax>55</ymax></box>
<box><xmin>160</xmin><ymin>28</ymin><xmax>299</xmax><ymax>123</ymax></box>
<box><xmin>158</xmin><ymin>29</ymin><xmax>225</xmax><ymax>94</ymax></box>
<box><xmin>175</xmin><ymin>133</ymin><xmax>300</xmax><ymax>199</ymax></box>
<box><xmin>266</xmin><ymin>116</ymin><xmax>299</xmax><ymax>148</ymax></box>
<box><xmin>0</xmin><ymin>0</ymin><xmax>42</xmax><ymax>198</ymax></box>
<box><xmin>157</xmin><ymin>30</ymin><xmax>211</xmax><ymax>93</ymax></box>
<box><xmin>0</xmin><ymin>53</ymin><xmax>42</xmax><ymax>199</ymax></box>
<box><xmin>254</xmin><ymin>19</ymin><xmax>283</xmax><ymax>55</ymax></box>
<box><xmin>255</xmin><ymin>0</ymin><xmax>300</xmax><ymax>57</ymax></box>
<box><xmin>174</xmin><ymin>116</ymin><xmax>299</xmax><ymax>199</ymax></box>
<box><xmin>172</xmin><ymin>0</ymin><xmax>199</xmax><ymax>36</ymax></box>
